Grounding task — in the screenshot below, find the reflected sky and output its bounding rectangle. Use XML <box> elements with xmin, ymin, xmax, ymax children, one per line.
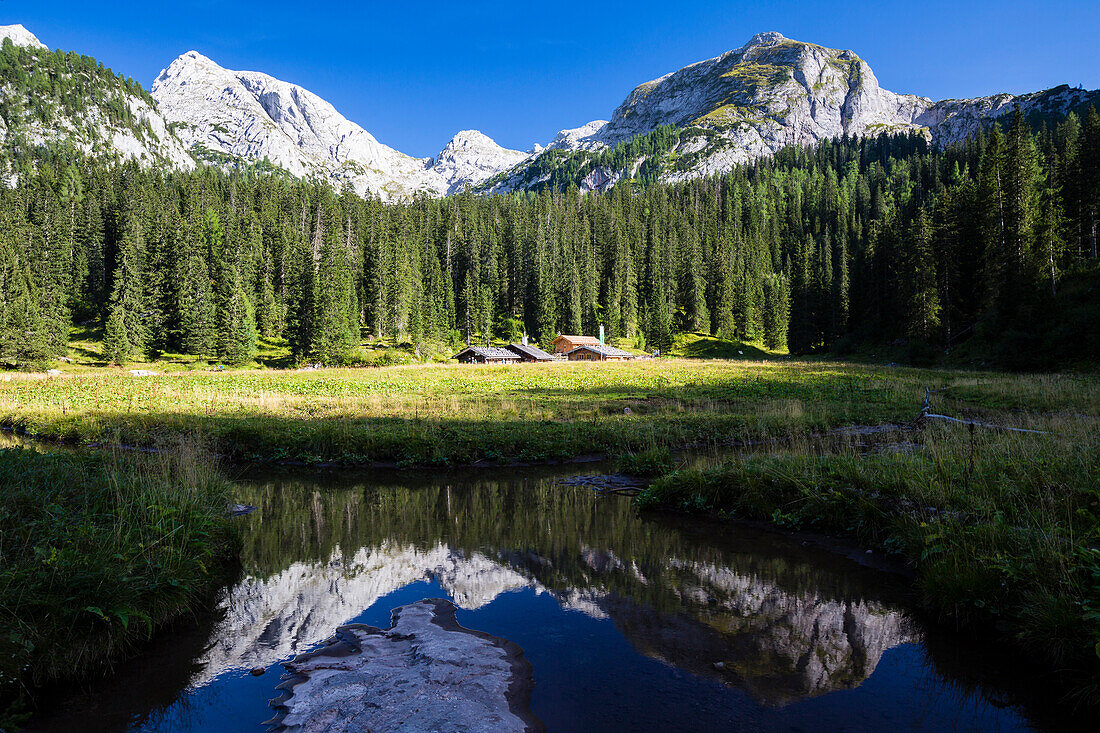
<box><xmin>28</xmin><ymin>466</ymin><xmax>1046</xmax><ymax>732</ymax></box>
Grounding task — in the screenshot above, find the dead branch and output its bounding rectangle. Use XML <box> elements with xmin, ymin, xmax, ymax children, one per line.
<box><xmin>916</xmin><ymin>387</ymin><xmax>1049</xmax><ymax>434</ymax></box>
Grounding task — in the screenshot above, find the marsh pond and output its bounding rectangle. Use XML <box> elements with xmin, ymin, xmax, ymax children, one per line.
<box><xmin>25</xmin><ymin>464</ymin><xmax>1080</xmax><ymax>731</ymax></box>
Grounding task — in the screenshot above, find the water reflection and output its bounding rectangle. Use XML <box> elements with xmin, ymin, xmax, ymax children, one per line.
<box><xmin>213</xmin><ymin>472</ymin><xmax>920</xmax><ymax>705</ymax></box>
<box><xmin>28</xmin><ymin>466</ymin><xmax>1061</xmax><ymax>732</ymax></box>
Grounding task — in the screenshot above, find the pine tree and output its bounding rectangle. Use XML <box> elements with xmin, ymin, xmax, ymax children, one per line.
<box><xmin>762</xmin><ymin>272</ymin><xmax>790</xmax><ymax>351</ymax></box>
<box><xmin>904</xmin><ymin>207</ymin><xmax>941</xmax><ymax>341</ymax></box>
<box><xmin>102</xmin><ymin>298</ymin><xmax>131</xmax><ymax>364</ymax></box>
<box><xmin>215</xmin><ymin>233</ymin><xmax>258</xmax><ymax>365</ymax></box>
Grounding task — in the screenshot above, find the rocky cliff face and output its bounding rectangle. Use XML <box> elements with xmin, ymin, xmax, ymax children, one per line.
<box><xmin>151</xmin><ymin>52</ymin><xmax>526</xmax><ymax>200</ymax></box>
<box><xmin>0</xmin><ymin>24</ymin><xmax>46</xmax><ymax>50</ymax></box>
<box><xmin>492</xmin><ymin>31</ymin><xmax>1099</xmax><ymax>193</ymax></box>
<box><xmin>0</xmin><ymin>25</ymin><xmax>193</xmax><ymax>172</ymax></box>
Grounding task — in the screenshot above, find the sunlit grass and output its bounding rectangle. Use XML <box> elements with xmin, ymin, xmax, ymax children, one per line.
<box><xmin>1</xmin><ymin>359</ymin><xmax>1095</xmax><ymax>465</ymax></box>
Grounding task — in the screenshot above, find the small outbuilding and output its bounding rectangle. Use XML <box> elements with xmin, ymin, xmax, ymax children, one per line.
<box><xmin>551</xmin><ymin>334</ymin><xmax>602</xmax><ymax>354</ymax></box>
<box><xmin>565</xmin><ymin>344</ymin><xmax>636</xmax><ymax>362</ymax></box>
<box><xmin>453</xmin><ymin>346</ymin><xmax>522</xmax><ymax>365</ymax></box>
<box><xmin>506</xmin><ymin>343</ymin><xmax>556</xmax><ymax>362</ymax></box>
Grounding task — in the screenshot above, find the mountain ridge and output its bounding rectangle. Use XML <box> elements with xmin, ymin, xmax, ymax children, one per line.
<box><xmin>489</xmin><ymin>31</ymin><xmax>1100</xmax><ymax>193</ymax></box>
<box><xmin>1</xmin><ymin>25</ymin><xmax>1096</xmax><ymax>198</ymax></box>
<box><xmin>150</xmin><ymin>50</ymin><xmax>527</xmax><ymax>200</ymax></box>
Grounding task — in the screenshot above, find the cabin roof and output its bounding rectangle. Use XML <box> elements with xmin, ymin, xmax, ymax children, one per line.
<box><xmin>566</xmin><ymin>344</ymin><xmax>635</xmax><ymax>358</ymax></box>
<box><xmin>453</xmin><ymin>346</ymin><xmax>521</xmax><ymax>360</ymax></box>
<box><xmin>506</xmin><ymin>343</ymin><xmax>555</xmax><ymax>360</ymax></box>
<box><xmin>552</xmin><ymin>334</ymin><xmax>601</xmax><ymax>345</ymax></box>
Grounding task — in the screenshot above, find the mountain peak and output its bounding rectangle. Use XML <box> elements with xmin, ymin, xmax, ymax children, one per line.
<box><xmin>444</xmin><ymin>129</ymin><xmax>498</xmax><ymax>149</ymax></box>
<box><xmin>745</xmin><ymin>31</ymin><xmax>786</xmax><ymax>48</ymax></box>
<box><xmin>0</xmin><ymin>24</ymin><xmax>46</xmax><ymax>50</ymax></box>
<box><xmin>433</xmin><ymin>130</ymin><xmax>527</xmax><ymax>195</ymax></box>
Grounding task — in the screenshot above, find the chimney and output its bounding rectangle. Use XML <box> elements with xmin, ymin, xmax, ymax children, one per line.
<box><xmin>599</xmin><ymin>324</ymin><xmax>605</xmax><ymax>345</ymax></box>
<box><xmin>522</xmin><ymin>334</ymin><xmax>528</xmax><ymax>346</ymax></box>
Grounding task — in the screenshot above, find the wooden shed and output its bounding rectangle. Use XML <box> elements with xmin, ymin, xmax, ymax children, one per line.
<box><xmin>551</xmin><ymin>334</ymin><xmax>601</xmax><ymax>354</ymax></box>
<box><xmin>565</xmin><ymin>344</ymin><xmax>635</xmax><ymax>362</ymax></box>
<box><xmin>453</xmin><ymin>346</ymin><xmax>522</xmax><ymax>365</ymax></box>
<box><xmin>506</xmin><ymin>343</ymin><xmax>556</xmax><ymax>362</ymax></box>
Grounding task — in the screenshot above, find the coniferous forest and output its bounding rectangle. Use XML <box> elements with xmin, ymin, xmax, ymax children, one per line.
<box><xmin>1</xmin><ymin>108</ymin><xmax>1098</xmax><ymax>371</ymax></box>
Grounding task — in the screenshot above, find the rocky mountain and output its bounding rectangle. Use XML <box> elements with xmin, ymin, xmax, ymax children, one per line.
<box><xmin>0</xmin><ymin>23</ymin><xmax>45</xmax><ymax>50</ymax></box>
<box><xmin>150</xmin><ymin>51</ymin><xmax>526</xmax><ymax>200</ymax></box>
<box><xmin>0</xmin><ymin>25</ymin><xmax>193</xmax><ymax>173</ymax></box>
<box><xmin>490</xmin><ymin>31</ymin><xmax>1100</xmax><ymax>193</ymax></box>
<box><xmin>1</xmin><ymin>24</ymin><xmax>1095</xmax><ymax>199</ymax></box>
<box><xmin>192</xmin><ymin>539</ymin><xmax>913</xmax><ymax>706</ymax></box>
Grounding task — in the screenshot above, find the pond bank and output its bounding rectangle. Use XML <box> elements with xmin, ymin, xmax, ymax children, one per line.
<box><xmin>634</xmin><ymin>418</ymin><xmax>1100</xmax><ymax>713</ymax></box>
<box><xmin>0</xmin><ymin>446</ymin><xmax>238</xmax><ymax>731</ymax></box>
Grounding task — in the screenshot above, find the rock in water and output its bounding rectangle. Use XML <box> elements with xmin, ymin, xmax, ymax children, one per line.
<box><xmin>266</xmin><ymin>598</ymin><xmax>542</xmax><ymax>732</ymax></box>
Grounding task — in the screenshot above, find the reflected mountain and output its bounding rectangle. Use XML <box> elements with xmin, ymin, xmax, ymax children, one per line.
<box><xmin>196</xmin><ymin>471</ymin><xmax>915</xmax><ymax>705</ymax></box>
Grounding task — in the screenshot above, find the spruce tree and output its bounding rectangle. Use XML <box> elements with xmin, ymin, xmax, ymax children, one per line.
<box><xmin>0</xmin><ymin>235</ymin><xmax>51</xmax><ymax>368</ymax></box>
<box><xmin>215</xmin><ymin>244</ymin><xmax>258</xmax><ymax>365</ymax></box>
<box><xmin>102</xmin><ymin>209</ymin><xmax>147</xmax><ymax>361</ymax></box>
<box><xmin>311</xmin><ymin>224</ymin><xmax>358</xmax><ymax>365</ymax></box>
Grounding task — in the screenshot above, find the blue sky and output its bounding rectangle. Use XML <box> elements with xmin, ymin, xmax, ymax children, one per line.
<box><xmin>4</xmin><ymin>1</ymin><xmax>1098</xmax><ymax>157</ymax></box>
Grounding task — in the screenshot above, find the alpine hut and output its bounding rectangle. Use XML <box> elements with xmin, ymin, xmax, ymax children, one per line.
<box><xmin>551</xmin><ymin>334</ymin><xmax>601</xmax><ymax>354</ymax></box>
<box><xmin>452</xmin><ymin>346</ymin><xmax>522</xmax><ymax>365</ymax></box>
<box><xmin>506</xmin><ymin>343</ymin><xmax>556</xmax><ymax>362</ymax></box>
<box><xmin>565</xmin><ymin>344</ymin><xmax>635</xmax><ymax>362</ymax></box>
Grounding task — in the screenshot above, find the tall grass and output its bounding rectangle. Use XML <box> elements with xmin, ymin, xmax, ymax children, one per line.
<box><xmin>636</xmin><ymin>416</ymin><xmax>1100</xmax><ymax>707</ymax></box>
<box><xmin>0</xmin><ymin>442</ymin><xmax>236</xmax><ymax>728</ymax></box>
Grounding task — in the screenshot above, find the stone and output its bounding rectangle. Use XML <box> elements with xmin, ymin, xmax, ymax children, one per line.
<box><xmin>266</xmin><ymin>599</ymin><xmax>542</xmax><ymax>733</ymax></box>
<box><xmin>227</xmin><ymin>504</ymin><xmax>258</xmax><ymax>517</ymax></box>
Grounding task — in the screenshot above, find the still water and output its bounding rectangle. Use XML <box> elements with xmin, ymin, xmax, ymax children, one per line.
<box><xmin>28</xmin><ymin>464</ymin><xmax>1074</xmax><ymax>731</ymax></box>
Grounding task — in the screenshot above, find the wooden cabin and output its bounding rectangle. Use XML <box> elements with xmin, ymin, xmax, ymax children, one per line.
<box><xmin>452</xmin><ymin>346</ymin><xmax>522</xmax><ymax>365</ymax></box>
<box><xmin>565</xmin><ymin>344</ymin><xmax>635</xmax><ymax>362</ymax></box>
<box><xmin>551</xmin><ymin>334</ymin><xmax>601</xmax><ymax>354</ymax></box>
<box><xmin>506</xmin><ymin>343</ymin><xmax>556</xmax><ymax>362</ymax></box>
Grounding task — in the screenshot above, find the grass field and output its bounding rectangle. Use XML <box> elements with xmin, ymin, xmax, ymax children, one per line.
<box><xmin>3</xmin><ymin>358</ymin><xmax>1095</xmax><ymax>466</ymax></box>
